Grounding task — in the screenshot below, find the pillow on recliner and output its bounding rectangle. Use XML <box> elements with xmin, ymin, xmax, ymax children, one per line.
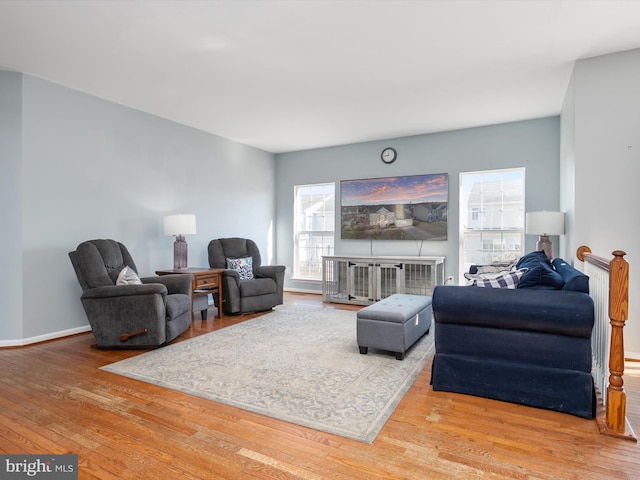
<box><xmin>516</xmin><ymin>251</ymin><xmax>564</xmax><ymax>289</ymax></box>
<box><xmin>116</xmin><ymin>266</ymin><xmax>142</xmax><ymax>285</ymax></box>
<box><xmin>227</xmin><ymin>257</ymin><xmax>254</xmax><ymax>280</ymax></box>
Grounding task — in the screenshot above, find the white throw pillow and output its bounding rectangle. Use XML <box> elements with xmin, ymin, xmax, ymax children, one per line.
<box><xmin>116</xmin><ymin>266</ymin><xmax>142</xmax><ymax>285</ymax></box>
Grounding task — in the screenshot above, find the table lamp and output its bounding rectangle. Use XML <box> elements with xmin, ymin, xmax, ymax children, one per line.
<box><xmin>163</xmin><ymin>214</ymin><xmax>197</xmax><ymax>269</ymax></box>
<box><xmin>525</xmin><ymin>211</ymin><xmax>564</xmax><ymax>260</ymax></box>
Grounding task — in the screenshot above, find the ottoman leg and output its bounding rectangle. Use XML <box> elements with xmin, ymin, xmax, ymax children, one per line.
<box><xmin>359</xmin><ymin>346</ymin><xmax>368</xmax><ymax>355</ymax></box>
<box><xmin>395</xmin><ymin>352</ymin><xmax>405</xmax><ymax>361</ymax></box>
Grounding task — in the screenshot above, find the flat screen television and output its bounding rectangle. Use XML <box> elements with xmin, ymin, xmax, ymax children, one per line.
<box><xmin>341</xmin><ymin>173</ymin><xmax>448</xmax><ymax>240</ymax></box>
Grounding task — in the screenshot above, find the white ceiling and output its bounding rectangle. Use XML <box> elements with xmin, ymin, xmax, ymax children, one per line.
<box><xmin>2</xmin><ymin>1</ymin><xmax>640</xmax><ymax>153</ymax></box>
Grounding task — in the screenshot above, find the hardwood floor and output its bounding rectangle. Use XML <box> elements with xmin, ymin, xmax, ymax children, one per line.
<box><xmin>1</xmin><ymin>292</ymin><xmax>639</xmax><ymax>479</ymax></box>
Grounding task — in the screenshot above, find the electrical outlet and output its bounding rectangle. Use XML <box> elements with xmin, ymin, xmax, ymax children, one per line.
<box><xmin>446</xmin><ymin>275</ymin><xmax>455</xmax><ymax>285</ymax></box>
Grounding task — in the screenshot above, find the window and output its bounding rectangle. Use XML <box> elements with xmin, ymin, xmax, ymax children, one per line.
<box><xmin>459</xmin><ymin>168</ymin><xmax>525</xmax><ymax>282</ymax></box>
<box><xmin>293</xmin><ymin>182</ymin><xmax>335</xmax><ymax>281</ymax></box>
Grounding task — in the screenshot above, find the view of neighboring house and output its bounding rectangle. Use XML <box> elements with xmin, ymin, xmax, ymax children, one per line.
<box><xmin>369</xmin><ymin>207</ymin><xmax>397</xmax><ymax>228</ymax></box>
<box><xmin>461</xmin><ymin>175</ymin><xmax>525</xmax><ymax>268</ymax></box>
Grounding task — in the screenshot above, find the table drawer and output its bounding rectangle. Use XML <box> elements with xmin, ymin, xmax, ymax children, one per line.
<box><xmin>195</xmin><ymin>276</ymin><xmax>219</xmax><ymax>289</ymax></box>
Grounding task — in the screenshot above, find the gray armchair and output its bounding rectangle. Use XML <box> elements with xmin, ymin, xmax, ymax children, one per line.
<box><xmin>69</xmin><ymin>239</ymin><xmax>193</xmax><ymax>348</ymax></box>
<box><xmin>208</xmin><ymin>237</ymin><xmax>285</xmax><ymax>314</ymax></box>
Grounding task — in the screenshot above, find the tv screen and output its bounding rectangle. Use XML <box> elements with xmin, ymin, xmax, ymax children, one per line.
<box><xmin>341</xmin><ymin>173</ymin><xmax>448</xmax><ymax>240</ymax></box>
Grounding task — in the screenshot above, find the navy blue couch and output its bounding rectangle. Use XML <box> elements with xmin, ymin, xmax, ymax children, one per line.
<box><xmin>431</xmin><ymin>252</ymin><xmax>596</xmax><ymax>418</ymax></box>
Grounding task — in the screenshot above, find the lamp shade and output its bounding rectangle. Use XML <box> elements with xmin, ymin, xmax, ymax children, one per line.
<box><xmin>525</xmin><ymin>211</ymin><xmax>564</xmax><ymax>235</ymax></box>
<box><xmin>163</xmin><ymin>214</ymin><xmax>197</xmax><ymax>236</ymax></box>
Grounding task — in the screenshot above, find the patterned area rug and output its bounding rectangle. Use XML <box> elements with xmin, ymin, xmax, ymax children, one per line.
<box><xmin>101</xmin><ymin>304</ymin><xmax>434</xmax><ymax>443</ymax></box>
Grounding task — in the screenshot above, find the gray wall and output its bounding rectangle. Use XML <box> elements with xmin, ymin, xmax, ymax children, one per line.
<box><xmin>276</xmin><ymin>117</ymin><xmax>560</xmax><ymax>292</ymax></box>
<box><xmin>559</xmin><ymin>73</ymin><xmax>576</xmax><ymax>260</ymax></box>
<box><xmin>561</xmin><ymin>48</ymin><xmax>640</xmax><ymax>356</ymax></box>
<box><xmin>1</xmin><ymin>73</ymin><xmax>276</xmax><ymax>345</ymax></box>
<box><xmin>0</xmin><ymin>71</ymin><xmax>23</xmax><ymax>341</ymax></box>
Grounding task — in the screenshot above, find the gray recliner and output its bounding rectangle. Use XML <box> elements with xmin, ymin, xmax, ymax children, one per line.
<box><xmin>208</xmin><ymin>238</ymin><xmax>285</xmax><ymax>315</ymax></box>
<box><xmin>69</xmin><ymin>239</ymin><xmax>193</xmax><ymax>348</ymax></box>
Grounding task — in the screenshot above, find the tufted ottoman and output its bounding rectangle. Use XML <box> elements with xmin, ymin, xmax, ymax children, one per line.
<box><xmin>357</xmin><ymin>294</ymin><xmax>432</xmax><ymax>360</ymax></box>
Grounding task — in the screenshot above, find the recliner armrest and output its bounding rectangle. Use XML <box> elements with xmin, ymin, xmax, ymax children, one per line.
<box><xmin>80</xmin><ymin>283</ymin><xmax>168</xmax><ymax>300</ymax></box>
<box><xmin>254</xmin><ymin>265</ymin><xmax>285</xmax><ymax>282</ymax></box>
<box><xmin>432</xmin><ymin>285</ymin><xmax>594</xmax><ymax>338</ymax></box>
<box><xmin>222</xmin><ymin>269</ymin><xmax>241</xmax><ymax>284</ymax></box>
<box><xmin>141</xmin><ymin>274</ymin><xmax>193</xmax><ymax>296</ymax></box>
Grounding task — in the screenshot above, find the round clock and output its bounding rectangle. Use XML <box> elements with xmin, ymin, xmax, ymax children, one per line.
<box><xmin>381</xmin><ymin>147</ymin><xmax>397</xmax><ymax>164</ymax></box>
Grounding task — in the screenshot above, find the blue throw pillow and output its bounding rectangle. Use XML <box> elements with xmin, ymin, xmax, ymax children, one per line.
<box><xmin>516</xmin><ymin>251</ymin><xmax>564</xmax><ymax>289</ymax></box>
<box><xmin>552</xmin><ymin>258</ymin><xmax>589</xmax><ymax>293</ymax></box>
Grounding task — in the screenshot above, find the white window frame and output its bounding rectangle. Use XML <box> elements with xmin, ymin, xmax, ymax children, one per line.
<box><xmin>293</xmin><ymin>182</ymin><xmax>335</xmax><ymax>281</ymax></box>
<box><xmin>459</xmin><ymin>168</ymin><xmax>525</xmax><ymax>283</ymax></box>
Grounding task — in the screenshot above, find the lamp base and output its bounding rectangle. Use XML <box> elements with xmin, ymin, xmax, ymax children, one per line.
<box><xmin>173</xmin><ymin>235</ymin><xmax>188</xmax><ymax>270</ymax></box>
<box><xmin>536</xmin><ymin>235</ymin><xmax>553</xmax><ymax>260</ymax></box>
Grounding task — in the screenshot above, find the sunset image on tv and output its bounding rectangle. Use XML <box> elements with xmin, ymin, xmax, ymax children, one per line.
<box><xmin>341</xmin><ymin>173</ymin><xmax>448</xmax><ymax>240</ymax></box>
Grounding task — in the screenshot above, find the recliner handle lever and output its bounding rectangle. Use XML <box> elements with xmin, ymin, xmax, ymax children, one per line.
<box><xmin>120</xmin><ymin>328</ymin><xmax>149</xmax><ymax>341</ymax></box>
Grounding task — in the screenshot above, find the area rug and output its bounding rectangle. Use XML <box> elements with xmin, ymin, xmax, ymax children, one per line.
<box><xmin>101</xmin><ymin>304</ymin><xmax>434</xmax><ymax>443</ymax></box>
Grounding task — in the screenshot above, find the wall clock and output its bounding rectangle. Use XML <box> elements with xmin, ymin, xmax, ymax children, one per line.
<box><xmin>381</xmin><ymin>147</ymin><xmax>397</xmax><ymax>164</ymax></box>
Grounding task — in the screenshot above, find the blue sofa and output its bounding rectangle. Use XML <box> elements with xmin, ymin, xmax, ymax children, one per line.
<box><xmin>431</xmin><ymin>252</ymin><xmax>596</xmax><ymax>418</ymax></box>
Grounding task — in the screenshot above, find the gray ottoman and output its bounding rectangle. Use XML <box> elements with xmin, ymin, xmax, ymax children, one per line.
<box><xmin>357</xmin><ymin>294</ymin><xmax>432</xmax><ymax>360</ymax></box>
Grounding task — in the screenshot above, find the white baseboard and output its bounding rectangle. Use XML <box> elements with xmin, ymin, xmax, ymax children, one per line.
<box><xmin>285</xmin><ymin>287</ymin><xmax>322</xmax><ymax>295</ymax></box>
<box><xmin>0</xmin><ymin>325</ymin><xmax>92</xmax><ymax>348</ymax></box>
<box><xmin>626</xmin><ymin>351</ymin><xmax>640</xmax><ymax>361</ymax></box>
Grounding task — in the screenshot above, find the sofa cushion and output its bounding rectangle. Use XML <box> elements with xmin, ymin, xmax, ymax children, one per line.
<box><xmin>432</xmin><ymin>285</ymin><xmax>594</xmax><ymax>338</ymax></box>
<box><xmin>552</xmin><ymin>258</ymin><xmax>590</xmax><ymax>294</ymax></box>
<box><xmin>238</xmin><ymin>277</ymin><xmax>277</xmax><ymax>297</ymax></box>
<box><xmin>516</xmin><ymin>251</ymin><xmax>564</xmax><ymax>289</ymax></box>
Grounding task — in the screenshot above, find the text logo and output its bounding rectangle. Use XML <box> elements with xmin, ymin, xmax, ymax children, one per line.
<box><xmin>1</xmin><ymin>455</ymin><xmax>78</xmax><ymax>479</ymax></box>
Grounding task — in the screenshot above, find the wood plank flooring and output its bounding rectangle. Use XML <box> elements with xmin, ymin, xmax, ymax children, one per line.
<box><xmin>1</xmin><ymin>292</ymin><xmax>639</xmax><ymax>479</ymax></box>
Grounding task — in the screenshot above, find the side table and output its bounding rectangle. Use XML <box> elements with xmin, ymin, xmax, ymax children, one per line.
<box><xmin>155</xmin><ymin>268</ymin><xmax>225</xmax><ymax>320</ymax></box>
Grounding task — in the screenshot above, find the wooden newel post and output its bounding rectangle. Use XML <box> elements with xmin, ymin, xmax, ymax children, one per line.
<box><xmin>607</xmin><ymin>250</ymin><xmax>629</xmax><ymax>434</ymax></box>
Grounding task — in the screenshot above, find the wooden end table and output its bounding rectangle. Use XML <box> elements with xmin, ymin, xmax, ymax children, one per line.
<box><xmin>155</xmin><ymin>267</ymin><xmax>225</xmax><ymax>320</ymax></box>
